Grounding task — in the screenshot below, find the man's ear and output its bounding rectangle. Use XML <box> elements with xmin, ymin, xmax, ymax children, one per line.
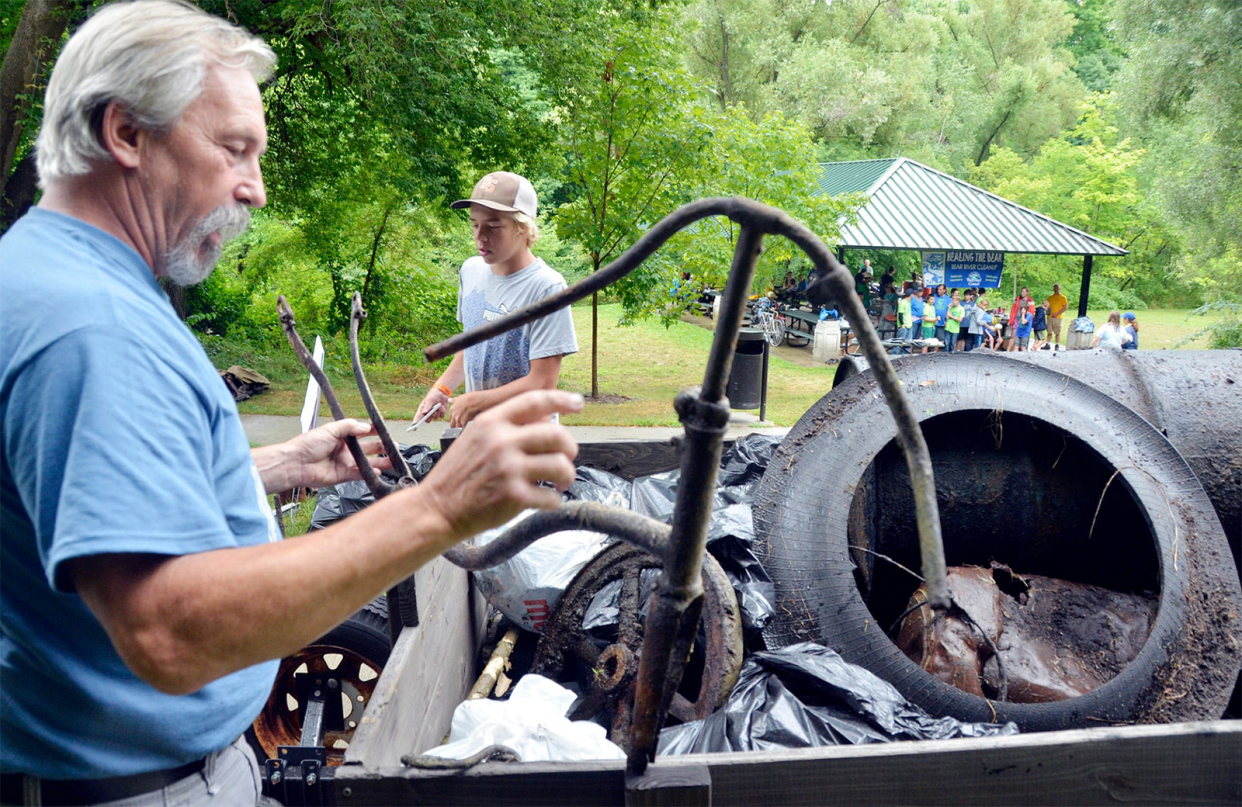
<box><xmin>98</xmin><ymin>101</ymin><xmax>144</xmax><ymax>169</ymax></box>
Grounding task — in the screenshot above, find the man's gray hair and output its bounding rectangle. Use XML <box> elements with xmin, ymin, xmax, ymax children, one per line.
<box><xmin>36</xmin><ymin>0</ymin><xmax>276</xmax><ymax>185</ymax></box>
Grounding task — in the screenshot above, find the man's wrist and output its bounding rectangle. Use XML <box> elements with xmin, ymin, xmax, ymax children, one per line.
<box><xmin>435</xmin><ymin>382</ymin><xmax>453</xmax><ymax>397</ymax></box>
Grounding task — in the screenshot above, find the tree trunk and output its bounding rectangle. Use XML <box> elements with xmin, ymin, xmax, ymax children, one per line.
<box><xmin>1</xmin><ymin>150</ymin><xmax>38</xmax><ymax>230</ymax></box>
<box><xmin>591</xmin><ymin>291</ymin><xmax>599</xmax><ymax>398</ymax></box>
<box><xmin>1</xmin><ymin>0</ymin><xmax>78</xmax><ymax>209</ymax></box>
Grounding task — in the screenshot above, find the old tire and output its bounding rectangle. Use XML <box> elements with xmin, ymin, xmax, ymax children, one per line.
<box><xmin>249</xmin><ymin>597</ymin><xmax>391</xmax><ymax>764</ymax></box>
<box><xmin>754</xmin><ymin>351</ymin><xmax>1242</xmax><ymax>731</ymax></box>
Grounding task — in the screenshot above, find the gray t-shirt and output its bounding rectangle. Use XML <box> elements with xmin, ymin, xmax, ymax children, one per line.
<box><xmin>457</xmin><ymin>256</ymin><xmax>578</xmax><ymax>393</ymax></box>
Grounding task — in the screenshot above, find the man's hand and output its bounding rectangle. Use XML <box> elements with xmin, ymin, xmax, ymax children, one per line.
<box><xmin>420</xmin><ymin>389</ymin><xmax>584</xmax><ymax>541</ymax></box>
<box><xmin>253</xmin><ymin>419</ymin><xmax>391</xmax><ymax>494</ymax></box>
<box><xmin>416</xmin><ymin>388</ymin><xmax>451</xmax><ymax>423</ymax></box>
<box><xmin>448</xmin><ymin>390</ymin><xmax>486</xmax><ymax>427</ymax></box>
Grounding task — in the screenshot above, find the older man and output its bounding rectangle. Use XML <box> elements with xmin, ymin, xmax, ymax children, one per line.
<box><xmin>1046</xmin><ymin>283</ymin><xmax>1069</xmax><ymax>348</ymax></box>
<box><xmin>0</xmin><ymin>2</ymin><xmax>581</xmax><ymax>803</ymax></box>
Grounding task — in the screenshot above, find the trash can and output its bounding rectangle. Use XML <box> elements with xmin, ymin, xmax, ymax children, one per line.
<box><xmin>727</xmin><ymin>328</ymin><xmax>766</xmax><ymax>410</ymax></box>
<box><xmin>813</xmin><ymin>320</ymin><xmax>841</xmax><ymax>363</ymax></box>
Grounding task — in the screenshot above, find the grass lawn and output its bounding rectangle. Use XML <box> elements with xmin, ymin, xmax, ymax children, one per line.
<box><xmin>1083</xmin><ymin>309</ymin><xmax>1212</xmax><ymax>350</ymax></box>
<box><xmin>223</xmin><ymin>305</ymin><xmax>1218</xmax><ymax>428</ymax></box>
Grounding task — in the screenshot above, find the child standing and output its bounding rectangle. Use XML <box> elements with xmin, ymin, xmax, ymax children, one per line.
<box><xmin>945</xmin><ymin>290</ymin><xmax>964</xmax><ymax>353</ymax></box>
<box><xmin>1030</xmin><ymin>302</ymin><xmax>1048</xmax><ymax>350</ymax></box>
<box><xmin>1014</xmin><ymin>301</ymin><xmax>1034</xmax><ymax>351</ymax></box>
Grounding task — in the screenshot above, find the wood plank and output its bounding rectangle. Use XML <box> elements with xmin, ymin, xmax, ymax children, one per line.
<box><xmin>439</xmin><ymin>435</ymin><xmax>696</xmax><ymax>480</ymax></box>
<box><xmin>575</xmin><ymin>441</ymin><xmax>681</xmax><ymax>479</ymax></box>
<box><xmin>625</xmin><ymin>765</ymin><xmax>711</xmax><ymax>806</ymax></box>
<box><xmin>343</xmin><ymin>555</ymin><xmax>486</xmax><ymax>768</ymax></box>
<box><xmin>334</xmin><ymin>722</ymin><xmax>1240</xmax><ymax>805</ymax></box>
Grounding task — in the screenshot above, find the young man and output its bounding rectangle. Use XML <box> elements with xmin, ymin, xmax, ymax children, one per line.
<box><xmin>0</xmin><ymin>4</ymin><xmax>582</xmax><ymax>802</ymax></box>
<box><xmin>416</xmin><ymin>172</ymin><xmax>579</xmax><ymax>428</ymax></box>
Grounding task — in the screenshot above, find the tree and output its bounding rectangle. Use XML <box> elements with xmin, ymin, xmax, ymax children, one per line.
<box><xmin>554</xmin><ymin>13</ymin><xmax>709</xmax><ymax>398</ymax></box>
<box><xmin>1114</xmin><ymin>0</ymin><xmax>1242</xmax><ymax>301</ymax></box>
<box><xmin>1</xmin><ymin>0</ymin><xmax>86</xmax><ymax>230</ymax></box>
<box><xmin>667</xmin><ymin>106</ymin><xmax>861</xmax><ymax>299</ymax></box>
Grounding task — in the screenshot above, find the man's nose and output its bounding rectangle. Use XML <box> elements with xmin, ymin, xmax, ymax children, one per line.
<box><xmin>236</xmin><ymin>159</ymin><xmax>267</xmax><ymax>209</ymax></box>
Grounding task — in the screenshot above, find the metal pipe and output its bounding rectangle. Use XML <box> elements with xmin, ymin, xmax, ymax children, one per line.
<box><xmin>419</xmin><ymin>197</ymin><xmax>950</xmax><ymax>773</ymax></box>
<box><xmin>442</xmin><ymin>502</ymin><xmax>671</xmax><ymax>571</ymax></box>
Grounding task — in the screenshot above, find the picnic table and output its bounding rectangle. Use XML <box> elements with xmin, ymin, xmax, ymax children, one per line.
<box><xmin>784</xmin><ymin>308</ymin><xmax>820</xmax><ymax>335</ymax></box>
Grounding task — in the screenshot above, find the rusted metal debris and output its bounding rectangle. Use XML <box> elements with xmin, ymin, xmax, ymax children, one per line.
<box><xmin>529</xmin><ymin>542</ymin><xmax>744</xmax><ymax>752</ymax></box>
<box><xmin>897</xmin><ymin>563</ymin><xmax>1157</xmax><ymax>703</ymax></box>
<box><xmin>280</xmin><ymin>197</ymin><xmax>948</xmax><ymax>774</ymax></box>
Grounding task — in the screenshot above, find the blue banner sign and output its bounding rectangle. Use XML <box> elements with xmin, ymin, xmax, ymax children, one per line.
<box><xmin>931</xmin><ymin>250</ymin><xmax>1005</xmax><ymax>289</ymax></box>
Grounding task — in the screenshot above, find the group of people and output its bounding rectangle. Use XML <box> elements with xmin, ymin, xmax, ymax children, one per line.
<box><xmin>876</xmin><ymin>276</ymin><xmax>1085</xmax><ymax>355</ymax></box>
<box><xmin>1</xmin><ymin>2</ymin><xmax>581</xmax><ymax>804</ymax></box>
<box><xmin>1093</xmin><ymin>310</ymin><xmax>1140</xmax><ymax>349</ymax></box>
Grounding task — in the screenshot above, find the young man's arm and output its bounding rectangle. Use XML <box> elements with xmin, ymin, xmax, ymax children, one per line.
<box><xmin>416</xmin><ymin>352</ymin><xmax>466</xmax><ymax>423</ymax></box>
<box><xmin>448</xmin><ymin>355</ymin><xmax>563</xmax><ymax>427</ymax></box>
<box><xmin>68</xmin><ymin>390</ymin><xmax>583</xmax><ymax>695</ymax></box>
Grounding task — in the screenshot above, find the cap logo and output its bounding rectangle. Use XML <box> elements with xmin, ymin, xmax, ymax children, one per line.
<box><xmin>481</xmin><ymin>176</ymin><xmax>498</xmax><ymax>193</ymax></box>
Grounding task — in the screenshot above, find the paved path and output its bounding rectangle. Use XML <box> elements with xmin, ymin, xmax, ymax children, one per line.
<box><xmin>241</xmin><ymin>413</ymin><xmax>789</xmax><ymax>447</ymax></box>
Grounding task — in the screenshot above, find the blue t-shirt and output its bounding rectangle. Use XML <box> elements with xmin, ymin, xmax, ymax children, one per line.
<box><xmin>910</xmin><ymin>295</ymin><xmax>924</xmax><ymax>322</ymax></box>
<box><xmin>933</xmin><ymin>295</ymin><xmax>950</xmax><ymax>326</ymax></box>
<box><xmin>0</xmin><ymin>209</ymin><xmax>279</xmax><ymax>778</ymax></box>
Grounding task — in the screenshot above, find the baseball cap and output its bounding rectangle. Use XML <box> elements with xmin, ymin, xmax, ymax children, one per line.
<box><xmin>450</xmin><ymin>171</ymin><xmax>538</xmax><ymax>218</ymax></box>
<box><xmin>1123</xmin><ymin>312</ymin><xmax>1135</xmax><ymax>321</ymax></box>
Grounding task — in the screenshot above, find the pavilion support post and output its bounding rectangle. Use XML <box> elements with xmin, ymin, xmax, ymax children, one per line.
<box><xmin>1078</xmin><ymin>254</ymin><xmax>1092</xmax><ymax>318</ymax></box>
<box><xmin>836</xmin><ymin>246</ymin><xmax>846</xmax><ymax>266</ymax></box>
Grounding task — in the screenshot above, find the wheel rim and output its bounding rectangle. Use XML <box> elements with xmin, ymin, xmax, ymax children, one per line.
<box><xmin>530</xmin><ymin>542</ymin><xmax>744</xmax><ymax>751</ymax></box>
<box><xmin>252</xmin><ymin>642</ymin><xmax>383</xmax><ymax>765</ymax></box>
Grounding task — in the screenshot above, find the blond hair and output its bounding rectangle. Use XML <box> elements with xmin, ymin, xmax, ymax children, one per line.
<box><xmin>37</xmin><ymin>0</ymin><xmax>275</xmax><ymax>185</ymax></box>
<box><xmin>510</xmin><ymin>211</ymin><xmax>540</xmax><ymax>246</ymax></box>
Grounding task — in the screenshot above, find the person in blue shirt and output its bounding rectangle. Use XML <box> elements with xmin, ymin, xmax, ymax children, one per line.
<box><xmin>1122</xmin><ymin>312</ymin><xmax>1139</xmax><ymax>350</ymax></box>
<box><xmin>909</xmin><ymin>286</ymin><xmax>925</xmax><ymax>335</ymax></box>
<box><xmin>932</xmin><ymin>283</ymin><xmax>951</xmax><ymax>350</ymax></box>
<box><xmin>0</xmin><ymin>3</ymin><xmax>583</xmax><ymax>804</ymax></box>
<box><xmin>1014</xmin><ymin>302</ymin><xmax>1035</xmax><ymax>351</ymax></box>
<box><xmin>1030</xmin><ymin>302</ymin><xmax>1048</xmax><ymax>350</ymax></box>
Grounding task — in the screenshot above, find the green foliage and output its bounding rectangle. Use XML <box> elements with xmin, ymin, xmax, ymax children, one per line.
<box><xmin>1179</xmin><ymin>301</ymin><xmax>1242</xmax><ymax>349</ymax></box>
<box><xmin>971</xmin><ymin>95</ymin><xmax>1189</xmax><ymax>306</ymax></box>
<box><xmin>682</xmin><ymin>0</ymin><xmax>1088</xmax><ymax>173</ymax></box>
<box><xmin>667</xmin><ymin>107</ymin><xmax>860</xmax><ymax>302</ymax></box>
<box><xmin>1114</xmin><ymin>0</ymin><xmax>1242</xmax><ymax>304</ymax></box>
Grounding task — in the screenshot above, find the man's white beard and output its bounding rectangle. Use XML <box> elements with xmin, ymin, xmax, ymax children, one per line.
<box><xmin>161</xmin><ymin>204</ymin><xmax>251</xmax><ymax>287</ymax></box>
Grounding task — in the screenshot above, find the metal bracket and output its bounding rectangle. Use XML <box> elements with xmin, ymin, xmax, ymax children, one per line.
<box><xmin>262</xmin><ymin>673</ymin><xmax>342</xmax><ymax>806</ymax></box>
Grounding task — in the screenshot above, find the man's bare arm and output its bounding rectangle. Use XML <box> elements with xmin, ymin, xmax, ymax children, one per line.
<box><xmin>69</xmin><ymin>390</ymin><xmax>583</xmax><ymax>695</ymax></box>
<box><xmin>449</xmin><ymin>355</ymin><xmax>564</xmax><ymax>427</ymax></box>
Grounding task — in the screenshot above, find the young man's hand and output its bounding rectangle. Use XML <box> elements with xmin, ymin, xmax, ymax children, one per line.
<box><xmin>448</xmin><ymin>390</ymin><xmax>487</xmax><ymax>427</ymax></box>
<box><xmin>420</xmin><ymin>390</ymin><xmax>584</xmax><ymax>540</ymax></box>
<box><xmin>416</xmin><ymin>388</ymin><xmax>451</xmax><ymax>422</ymax></box>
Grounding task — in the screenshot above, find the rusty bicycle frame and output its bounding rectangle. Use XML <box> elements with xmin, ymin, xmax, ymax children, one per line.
<box><xmin>279</xmin><ymin>197</ymin><xmax>948</xmax><ymax>776</ymax></box>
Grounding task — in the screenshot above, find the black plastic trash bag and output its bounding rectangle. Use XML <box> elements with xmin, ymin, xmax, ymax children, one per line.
<box><xmin>566</xmin><ymin>466</ymin><xmax>632</xmax><ymax>508</ymax></box>
<box><xmin>716</xmin><ymin>433</ymin><xmax>783</xmax><ymax>494</ymax></box>
<box><xmin>706</xmin><ymin>504</ymin><xmax>775</xmax><ymax>631</ymax></box>
<box><xmin>657</xmin><ymin>643</ymin><xmax>1017</xmax><ymax>756</ymax></box>
<box><xmin>309</xmin><ymin>443</ymin><xmax>441</xmax><ymax>531</ymax></box>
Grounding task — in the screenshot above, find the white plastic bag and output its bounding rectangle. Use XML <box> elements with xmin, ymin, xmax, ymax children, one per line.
<box><xmin>470</xmin><ymin>493</ymin><xmax>623</xmax><ymax>632</ymax></box>
<box><xmin>420</xmin><ymin>674</ymin><xmax>626</xmax><ymax>763</ymax></box>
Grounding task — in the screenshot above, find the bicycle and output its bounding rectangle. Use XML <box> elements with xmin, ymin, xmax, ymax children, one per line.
<box><xmin>749</xmin><ymin>298</ymin><xmax>788</xmax><ymax>346</ymax></box>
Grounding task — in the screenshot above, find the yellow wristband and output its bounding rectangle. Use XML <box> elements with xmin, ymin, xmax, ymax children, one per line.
<box><xmin>435</xmin><ymin>382</ymin><xmax>453</xmax><ymax>397</ymax></box>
